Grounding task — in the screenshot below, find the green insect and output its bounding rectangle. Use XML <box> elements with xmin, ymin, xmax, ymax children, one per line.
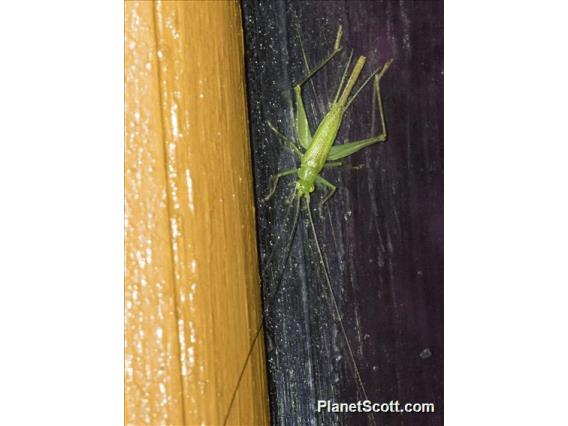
<box><xmin>224</xmin><ymin>26</ymin><xmax>392</xmax><ymax>426</ymax></box>
<box><xmin>264</xmin><ymin>26</ymin><xmax>392</xmax><ymax>215</ymax></box>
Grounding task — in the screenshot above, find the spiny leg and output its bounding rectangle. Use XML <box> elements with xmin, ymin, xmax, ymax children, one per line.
<box><xmin>264</xmin><ymin>168</ymin><xmax>297</xmax><ymax>201</ymax></box>
<box><xmin>296</xmin><ymin>25</ymin><xmax>343</xmax><ymax>89</ymax></box>
<box><xmin>326</xmin><ymin>60</ymin><xmax>392</xmax><ymax>162</ymax></box>
<box><xmin>372</xmin><ymin>64</ymin><xmax>390</xmax><ymax>142</ymax></box>
<box><xmin>315</xmin><ymin>175</ymin><xmax>337</xmax><ymax>218</ymax></box>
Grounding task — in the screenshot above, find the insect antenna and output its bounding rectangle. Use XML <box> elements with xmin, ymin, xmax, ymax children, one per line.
<box><xmin>305</xmin><ymin>195</ymin><xmax>377</xmax><ymax>426</ymax></box>
<box><xmin>223</xmin><ymin>194</ymin><xmax>301</xmax><ymax>425</ymax></box>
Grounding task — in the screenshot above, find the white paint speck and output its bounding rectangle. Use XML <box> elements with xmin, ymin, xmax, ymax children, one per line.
<box><xmin>170</xmin><ymin>102</ymin><xmax>179</xmax><ymax>138</ymax></box>
<box><xmin>185</xmin><ymin>168</ymin><xmax>195</xmax><ymax>212</ymax></box>
<box><xmin>170</xmin><ymin>218</ymin><xmax>180</xmax><ymax>238</ymax></box>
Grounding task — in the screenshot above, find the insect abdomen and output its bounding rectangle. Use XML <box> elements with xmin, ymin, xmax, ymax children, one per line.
<box><xmin>303</xmin><ymin>106</ymin><xmax>344</xmax><ymax>172</ymax></box>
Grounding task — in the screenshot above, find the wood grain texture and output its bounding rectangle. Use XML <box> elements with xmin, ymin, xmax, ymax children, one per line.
<box><xmin>125</xmin><ymin>1</ymin><xmax>269</xmax><ymax>425</ymax></box>
<box><xmin>241</xmin><ymin>1</ymin><xmax>443</xmax><ymax>425</ymax></box>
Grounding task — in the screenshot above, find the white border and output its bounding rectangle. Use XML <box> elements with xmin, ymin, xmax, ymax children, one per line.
<box><xmin>0</xmin><ymin>2</ymin><xmax>123</xmax><ymax>425</ymax></box>
<box><xmin>0</xmin><ymin>1</ymin><xmax>567</xmax><ymax>425</ymax></box>
<box><xmin>446</xmin><ymin>1</ymin><xmax>568</xmax><ymax>424</ymax></box>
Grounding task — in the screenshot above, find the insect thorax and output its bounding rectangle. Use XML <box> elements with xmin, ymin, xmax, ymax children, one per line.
<box><xmin>296</xmin><ymin>165</ymin><xmax>316</xmax><ymax>195</ymax></box>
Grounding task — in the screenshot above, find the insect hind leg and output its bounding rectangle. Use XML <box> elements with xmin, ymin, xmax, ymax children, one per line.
<box><xmin>295</xmin><ymin>25</ymin><xmax>343</xmax><ymax>88</ymax></box>
<box><xmin>325</xmin><ymin>61</ymin><xmax>393</xmax><ymax>163</ymax></box>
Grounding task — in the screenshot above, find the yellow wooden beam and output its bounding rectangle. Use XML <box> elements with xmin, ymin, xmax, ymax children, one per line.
<box><xmin>125</xmin><ymin>1</ymin><xmax>269</xmax><ymax>424</ymax></box>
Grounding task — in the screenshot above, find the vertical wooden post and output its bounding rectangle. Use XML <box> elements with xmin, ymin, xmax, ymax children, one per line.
<box><xmin>125</xmin><ymin>1</ymin><xmax>269</xmax><ymax>424</ymax></box>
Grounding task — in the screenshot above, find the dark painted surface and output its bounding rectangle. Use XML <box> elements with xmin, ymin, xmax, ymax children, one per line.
<box><xmin>241</xmin><ymin>1</ymin><xmax>443</xmax><ymax>425</ymax></box>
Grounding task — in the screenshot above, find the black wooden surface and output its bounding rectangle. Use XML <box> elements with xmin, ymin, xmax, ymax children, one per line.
<box><xmin>241</xmin><ymin>1</ymin><xmax>443</xmax><ymax>425</ymax></box>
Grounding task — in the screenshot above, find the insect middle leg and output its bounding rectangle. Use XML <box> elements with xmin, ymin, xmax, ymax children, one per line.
<box><xmin>325</xmin><ymin>160</ymin><xmax>365</xmax><ymax>172</ymax></box>
<box><xmin>315</xmin><ymin>175</ymin><xmax>337</xmax><ymax>218</ymax></box>
<box><xmin>264</xmin><ymin>168</ymin><xmax>298</xmax><ymax>201</ymax></box>
<box><xmin>324</xmin><ymin>161</ymin><xmax>342</xmax><ymax>168</ymax></box>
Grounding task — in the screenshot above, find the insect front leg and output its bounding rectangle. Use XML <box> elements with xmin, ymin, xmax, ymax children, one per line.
<box><xmin>264</xmin><ymin>168</ymin><xmax>298</xmax><ymax>201</ymax></box>
<box><xmin>314</xmin><ymin>175</ymin><xmax>337</xmax><ymax>218</ymax></box>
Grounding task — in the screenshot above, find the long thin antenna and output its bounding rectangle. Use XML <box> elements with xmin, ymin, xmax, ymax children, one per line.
<box><xmin>223</xmin><ymin>195</ymin><xmax>301</xmax><ymax>425</ymax></box>
<box><xmin>305</xmin><ymin>195</ymin><xmax>377</xmax><ymax>426</ymax></box>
